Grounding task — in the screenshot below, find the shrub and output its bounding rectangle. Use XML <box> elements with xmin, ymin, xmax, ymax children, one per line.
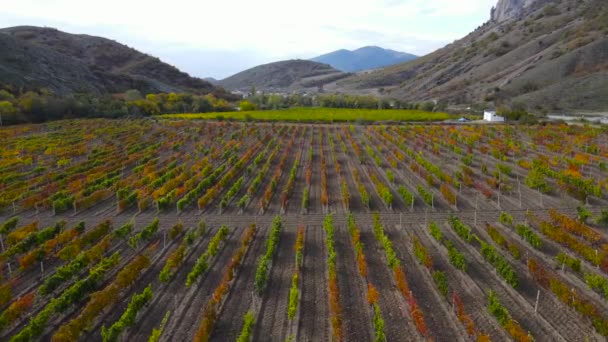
<box><xmin>288</xmin><ymin>273</ymin><xmax>299</xmax><ymax>320</ymax></box>
<box><xmin>235</xmin><ymin>311</ymin><xmax>255</xmax><ymax>342</ymax></box>
<box><xmin>186</xmin><ymin>226</ymin><xmax>230</xmax><ymax>286</ymax></box>
<box><xmin>433</xmin><ymin>271</ymin><xmax>449</xmax><ymax>297</ymax></box>
<box><xmin>254</xmin><ymin>216</ymin><xmax>282</xmax><ymax>294</ymax></box>
<box><xmin>101</xmin><ymin>285</ymin><xmax>153</xmax><ymax>342</ymax></box>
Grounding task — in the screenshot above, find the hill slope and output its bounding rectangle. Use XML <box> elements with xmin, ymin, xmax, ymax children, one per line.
<box><xmin>336</xmin><ymin>0</ymin><xmax>608</xmax><ymax>111</ymax></box>
<box><xmin>218</xmin><ymin>59</ymin><xmax>351</xmax><ymax>92</ymax></box>
<box><xmin>0</xmin><ymin>26</ymin><xmax>222</xmax><ymax>96</ymax></box>
<box><xmin>311</xmin><ymin>46</ymin><xmax>417</xmax><ymax>72</ymax></box>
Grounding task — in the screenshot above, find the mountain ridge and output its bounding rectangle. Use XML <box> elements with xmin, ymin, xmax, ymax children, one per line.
<box><xmin>334</xmin><ymin>0</ymin><xmax>608</xmax><ymax>111</ymax></box>
<box><xmin>0</xmin><ymin>26</ymin><xmax>228</xmax><ymax>97</ymax></box>
<box><xmin>218</xmin><ymin>59</ymin><xmax>351</xmax><ymax>92</ymax></box>
<box><xmin>310</xmin><ymin>46</ymin><xmax>417</xmax><ymax>72</ymax></box>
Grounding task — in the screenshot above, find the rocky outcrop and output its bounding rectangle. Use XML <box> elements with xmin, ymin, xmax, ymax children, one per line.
<box><xmin>491</xmin><ymin>0</ymin><xmax>538</xmax><ymax>22</ymax></box>
<box><xmin>333</xmin><ymin>0</ymin><xmax>608</xmax><ymax>111</ymax></box>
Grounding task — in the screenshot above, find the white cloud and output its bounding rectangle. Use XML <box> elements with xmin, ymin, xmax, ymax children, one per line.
<box><xmin>1</xmin><ymin>0</ymin><xmax>497</xmax><ymax>78</ymax></box>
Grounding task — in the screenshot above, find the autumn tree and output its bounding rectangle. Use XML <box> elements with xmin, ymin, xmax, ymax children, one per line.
<box><xmin>0</xmin><ymin>101</ymin><xmax>19</xmax><ymax>125</ymax></box>
<box><xmin>239</xmin><ymin>100</ymin><xmax>256</xmax><ymax>111</ymax></box>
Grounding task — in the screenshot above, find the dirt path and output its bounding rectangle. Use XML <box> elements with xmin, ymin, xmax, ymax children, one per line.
<box><xmin>297</xmin><ymin>223</ymin><xmax>329</xmax><ymax>342</ymax></box>
<box><xmin>252</xmin><ymin>226</ymin><xmax>296</xmax><ymax>341</ymax></box>
<box><xmin>162</xmin><ymin>228</ymin><xmax>242</xmax><ymax>341</ymax></box>
<box><xmin>124</xmin><ymin>225</ymin><xmax>217</xmax><ymax>340</ymax></box>
<box><xmin>334</xmin><ymin>223</ymin><xmax>373</xmax><ymax>341</ymax></box>
<box><xmin>416</xmin><ymin>221</ymin><xmax>510</xmax><ymax>340</ymax></box>
<box><xmin>355</xmin><ymin>216</ymin><xmax>422</xmax><ymax>342</ymax></box>
<box><xmin>208</xmin><ymin>222</ymin><xmax>271</xmax><ymax>341</ymax></box>
<box><xmin>387</xmin><ymin>223</ymin><xmax>467</xmax><ymax>341</ymax></box>
<box><xmin>469</xmin><ymin>221</ymin><xmax>601</xmax><ymax>340</ymax></box>
<box><xmin>440</xmin><ymin>221</ymin><xmax>564</xmax><ymax>341</ymax></box>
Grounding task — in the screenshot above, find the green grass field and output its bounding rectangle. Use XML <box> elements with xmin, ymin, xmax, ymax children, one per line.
<box><xmin>158</xmin><ymin>108</ymin><xmax>452</xmax><ymax>122</ymax></box>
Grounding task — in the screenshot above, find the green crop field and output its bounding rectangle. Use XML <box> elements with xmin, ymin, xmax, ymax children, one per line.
<box><xmin>157</xmin><ymin>107</ymin><xmax>452</xmax><ymax>122</ymax></box>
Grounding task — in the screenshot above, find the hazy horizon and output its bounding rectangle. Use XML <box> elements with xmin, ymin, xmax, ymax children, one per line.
<box><xmin>2</xmin><ymin>0</ymin><xmax>497</xmax><ymax>79</ymax></box>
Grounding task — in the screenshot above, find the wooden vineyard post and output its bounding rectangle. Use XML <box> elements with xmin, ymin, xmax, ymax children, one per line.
<box><xmin>571</xmin><ymin>288</ymin><xmax>576</xmax><ymax>306</ymax></box>
<box><xmin>474</xmin><ymin>211</ymin><xmax>477</xmax><ymax>227</ymax></box>
<box><xmin>596</xmin><ymin>250</ymin><xmax>599</xmax><ymax>269</ymax></box>
<box><xmin>6</xmin><ymin>262</ymin><xmax>11</xmax><ymax>276</ymax></box>
<box><xmin>0</xmin><ymin>235</ymin><xmax>4</xmax><ymax>253</ymax></box>
<box><xmin>534</xmin><ymin>290</ymin><xmax>540</xmax><ymax>315</ymax></box>
<box><xmin>518</xmin><ymin>178</ymin><xmax>522</xmax><ymax>209</ymax></box>
<box><xmin>519</xmin><ymin>188</ymin><xmax>522</xmax><ymax>209</ymax></box>
<box><xmin>497</xmin><ymin>184</ymin><xmax>501</xmax><ymax>209</ymax></box>
<box><xmin>251</xmin><ymin>292</ymin><xmax>261</xmax><ymax>313</ymax></box>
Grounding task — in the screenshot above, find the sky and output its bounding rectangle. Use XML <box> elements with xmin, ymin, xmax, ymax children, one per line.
<box><xmin>1</xmin><ymin>0</ymin><xmax>498</xmax><ymax>79</ymax></box>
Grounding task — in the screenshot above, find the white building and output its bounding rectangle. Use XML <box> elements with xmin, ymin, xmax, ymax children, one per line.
<box><xmin>483</xmin><ymin>110</ymin><xmax>505</xmax><ymax>122</ymax></box>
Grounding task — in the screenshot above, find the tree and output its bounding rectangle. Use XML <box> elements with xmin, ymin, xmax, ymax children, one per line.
<box><xmin>124</xmin><ymin>89</ymin><xmax>143</xmax><ymax>101</ymax></box>
<box><xmin>17</xmin><ymin>92</ymin><xmax>47</xmax><ymax>122</ymax></box>
<box><xmin>192</xmin><ymin>97</ymin><xmax>213</xmax><ymax>113</ymax></box>
<box><xmin>0</xmin><ymin>90</ymin><xmax>15</xmax><ymax>101</ymax></box>
<box><xmin>209</xmin><ymin>96</ymin><xmax>232</xmax><ymax>112</ymax></box>
<box><xmin>421</xmin><ymin>101</ymin><xmax>435</xmax><ymax>112</ymax></box>
<box><xmin>267</xmin><ymin>95</ymin><xmax>282</xmax><ymax>109</ymax></box>
<box><xmin>127</xmin><ymin>99</ymin><xmax>159</xmax><ymax>116</ymax></box>
<box><xmin>0</xmin><ymin>101</ymin><xmax>18</xmax><ymax>125</ymax></box>
<box><xmin>239</xmin><ymin>100</ymin><xmax>256</xmax><ymax>111</ymax></box>
<box><xmin>168</xmin><ymin>92</ymin><xmax>179</xmax><ymax>102</ymax></box>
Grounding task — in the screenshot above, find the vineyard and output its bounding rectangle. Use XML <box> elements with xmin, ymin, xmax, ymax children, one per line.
<box><xmin>1</xmin><ymin>118</ymin><xmax>608</xmax><ymax>341</ymax></box>
<box><xmin>158</xmin><ymin>107</ymin><xmax>452</xmax><ymax>122</ymax></box>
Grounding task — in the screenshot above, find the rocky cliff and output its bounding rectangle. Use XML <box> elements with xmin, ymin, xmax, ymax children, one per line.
<box><xmin>334</xmin><ymin>0</ymin><xmax>608</xmax><ymax>112</ymax></box>
<box><xmin>491</xmin><ymin>0</ymin><xmax>541</xmax><ymax>22</ymax></box>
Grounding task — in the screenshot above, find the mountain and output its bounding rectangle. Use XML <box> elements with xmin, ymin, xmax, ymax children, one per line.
<box><xmin>336</xmin><ymin>0</ymin><xmax>608</xmax><ymax>112</ymax></box>
<box><xmin>0</xmin><ymin>26</ymin><xmax>227</xmax><ymax>96</ymax></box>
<box><xmin>311</xmin><ymin>46</ymin><xmax>417</xmax><ymax>72</ymax></box>
<box><xmin>204</xmin><ymin>77</ymin><xmax>219</xmax><ymax>84</ymax></box>
<box><xmin>218</xmin><ymin>59</ymin><xmax>351</xmax><ymax>92</ymax></box>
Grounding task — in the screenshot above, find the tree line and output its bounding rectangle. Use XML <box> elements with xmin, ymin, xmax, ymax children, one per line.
<box><xmin>0</xmin><ymin>86</ymin><xmax>448</xmax><ymax>125</ymax></box>
<box><xmin>0</xmin><ymin>88</ymin><xmax>238</xmax><ymax>125</ymax></box>
<box><xmin>242</xmin><ymin>90</ymin><xmax>445</xmax><ymax>112</ymax></box>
